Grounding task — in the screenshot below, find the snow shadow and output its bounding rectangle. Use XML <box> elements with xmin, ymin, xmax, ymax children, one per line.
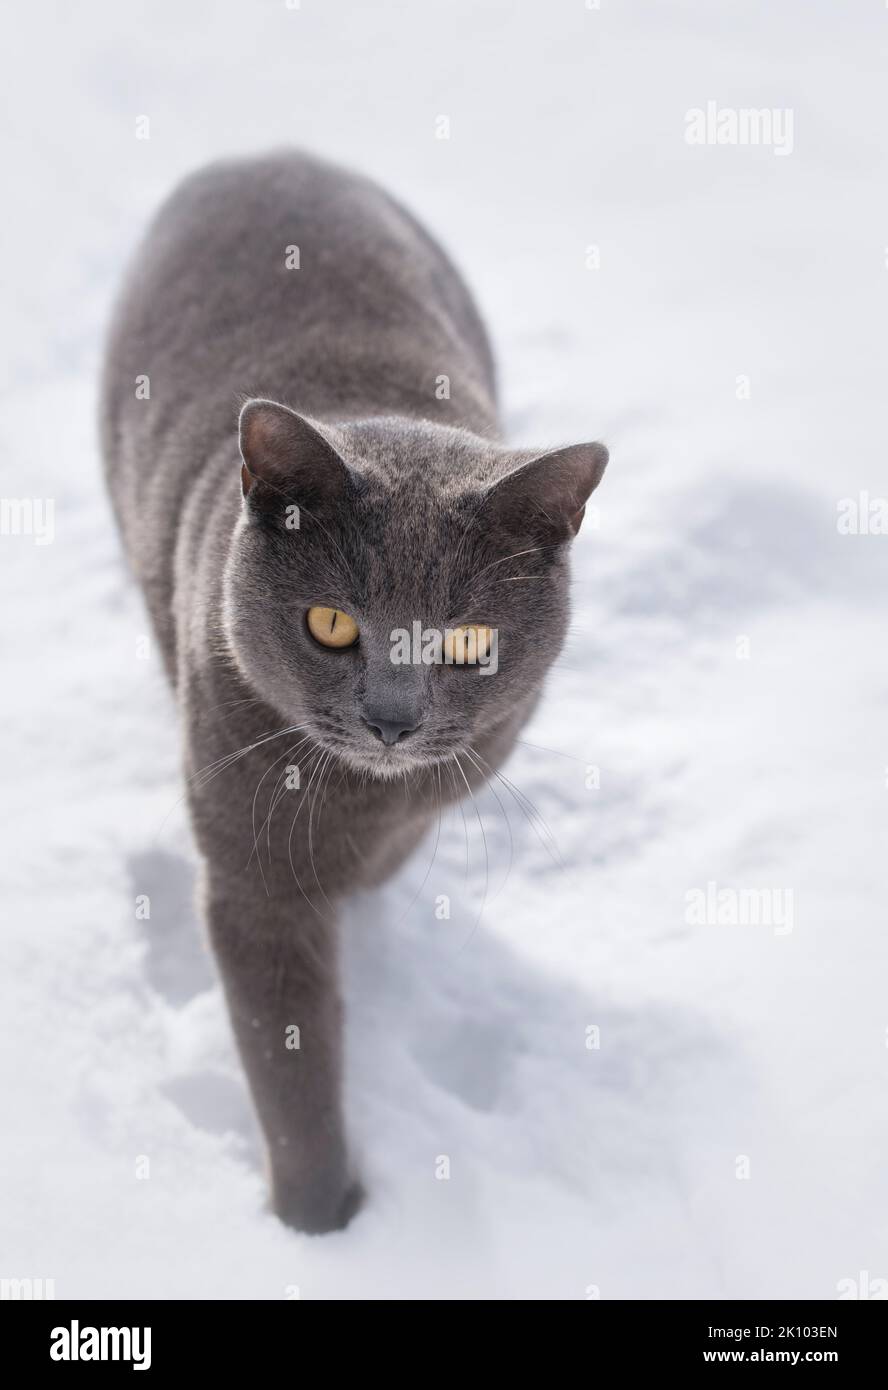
<box><xmin>612</xmin><ymin>479</ymin><xmax>888</xmax><ymax>622</ymax></box>
<box><xmin>341</xmin><ymin>878</ymin><xmax>743</xmax><ymax>1204</ymax></box>
<box><xmin>128</xmin><ymin>849</ymin><xmax>213</xmax><ymax>1005</ymax></box>
<box><xmin>126</xmin><ymin>838</ymin><xmax>743</xmax><ymax>1207</ymax></box>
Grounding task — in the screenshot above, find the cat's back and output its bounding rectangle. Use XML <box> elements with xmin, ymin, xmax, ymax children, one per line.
<box><xmin>102</xmin><ymin>150</ymin><xmax>496</xmax><ymax>467</ymax></box>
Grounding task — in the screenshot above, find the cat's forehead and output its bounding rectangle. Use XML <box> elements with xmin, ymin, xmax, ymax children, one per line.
<box><xmin>343</xmin><ymin>418</ymin><xmax>499</xmax><ymax>490</ymax></box>
<box><xmin>344</xmin><ymin>474</ymin><xmax>483</xmax><ymax>604</ymax></box>
<box><xmin>351</xmin><ymin>464</ymin><xmax>469</xmax><ymax>529</ymax></box>
<box><xmin>314</xmin><ymin>419</ymin><xmax>507</xmax><ymax>608</ymax></box>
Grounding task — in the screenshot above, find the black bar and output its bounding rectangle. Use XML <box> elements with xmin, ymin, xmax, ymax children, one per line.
<box><xmin>1</xmin><ymin>1298</ymin><xmax>884</xmax><ymax>1372</ymax></box>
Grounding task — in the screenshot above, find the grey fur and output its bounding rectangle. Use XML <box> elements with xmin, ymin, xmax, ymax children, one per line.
<box><xmin>101</xmin><ymin>150</ymin><xmax>607</xmax><ymax>1232</ymax></box>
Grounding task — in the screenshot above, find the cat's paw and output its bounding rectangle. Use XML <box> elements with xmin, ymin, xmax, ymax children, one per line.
<box><xmin>271</xmin><ymin>1176</ymin><xmax>364</xmax><ymax>1235</ymax></box>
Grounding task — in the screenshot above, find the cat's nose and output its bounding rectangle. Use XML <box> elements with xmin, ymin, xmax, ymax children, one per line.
<box><xmin>361</xmin><ymin>709</ymin><xmax>421</xmax><ymax>745</ymax></box>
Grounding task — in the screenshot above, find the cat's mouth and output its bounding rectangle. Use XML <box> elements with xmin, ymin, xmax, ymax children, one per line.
<box><xmin>333</xmin><ymin>738</ymin><xmax>437</xmax><ymax>781</ymax></box>
<box><xmin>343</xmin><ymin>746</ymin><xmax>430</xmax><ymax>780</ymax></box>
<box><xmin>309</xmin><ymin>720</ymin><xmax>451</xmax><ymax>781</ymax></box>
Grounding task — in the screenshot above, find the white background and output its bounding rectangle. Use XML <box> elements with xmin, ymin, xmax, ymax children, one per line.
<box><xmin>1</xmin><ymin>0</ymin><xmax>886</xmax><ymax>1298</ymax></box>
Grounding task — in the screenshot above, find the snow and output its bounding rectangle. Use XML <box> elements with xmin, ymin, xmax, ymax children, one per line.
<box><xmin>2</xmin><ymin>0</ymin><xmax>887</xmax><ymax>1299</ymax></box>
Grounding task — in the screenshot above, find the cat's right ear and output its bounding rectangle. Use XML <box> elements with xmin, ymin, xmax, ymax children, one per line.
<box><xmin>238</xmin><ymin>399</ymin><xmax>349</xmax><ymax>516</ymax></box>
<box><xmin>483</xmin><ymin>440</ymin><xmax>609</xmax><ymax>541</ymax></box>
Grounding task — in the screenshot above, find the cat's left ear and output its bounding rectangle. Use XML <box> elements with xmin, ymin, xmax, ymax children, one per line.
<box><xmin>485</xmin><ymin>442</ymin><xmax>609</xmax><ymax>540</ymax></box>
<box><xmin>238</xmin><ymin>398</ymin><xmax>349</xmax><ymax>513</ymax></box>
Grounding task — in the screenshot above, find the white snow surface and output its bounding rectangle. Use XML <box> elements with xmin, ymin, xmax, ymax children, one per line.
<box><xmin>1</xmin><ymin>0</ymin><xmax>887</xmax><ymax>1299</ymax></box>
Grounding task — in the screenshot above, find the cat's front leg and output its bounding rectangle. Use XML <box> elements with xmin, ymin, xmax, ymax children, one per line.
<box><xmin>203</xmin><ymin>868</ymin><xmax>359</xmax><ymax>1233</ymax></box>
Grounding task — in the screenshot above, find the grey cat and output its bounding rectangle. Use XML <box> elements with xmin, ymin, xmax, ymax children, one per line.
<box><xmin>101</xmin><ymin>150</ymin><xmax>608</xmax><ymax>1233</ymax></box>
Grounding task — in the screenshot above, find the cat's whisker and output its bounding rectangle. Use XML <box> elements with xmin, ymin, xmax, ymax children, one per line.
<box><xmin>390</xmin><ymin>762</ymin><xmax>446</xmax><ymax>930</ymax></box>
<box><xmin>189</xmin><ymin>736</ymin><xmax>279</xmax><ymax>788</ymax></box>
<box><xmin>286</xmin><ymin>747</ymin><xmax>340</xmax><ymax>925</ymax></box>
<box><xmin>514</xmin><ymin>736</ymin><xmax>594</xmax><ymax>766</ymax></box>
<box><xmin>308</xmin><ymin>750</ymin><xmax>338</xmax><ymax>914</ymax></box>
<box><xmin>153</xmin><ymin>722</ymin><xmax>311</xmax><ymax>840</ymax></box>
<box><xmin>459</xmin><ymin>545</ymin><xmax>561</xmax><ymax>606</ymax></box>
<box><xmin>305</xmin><ymin>750</ymin><xmax>327</xmax><ymax>900</ymax></box>
<box><xmin>205</xmin><ymin>695</ymin><xmax>264</xmax><ymax>716</ymax></box>
<box><xmin>247</xmin><ymin>742</ymin><xmax>306</xmax><ymax>882</ymax></box>
<box><xmin>328</xmin><ymin>758</ymin><xmax>352</xmax><ymax>799</ymax></box>
<box><xmin>452</xmin><ymin>751</ymin><xmax>489</xmax><ymax>948</ymax></box>
<box><xmin>467</xmin><ymin>544</ymin><xmax>552</xmax><ymax>584</ymax></box>
<box><xmin>247</xmin><ymin>733</ymin><xmax>316</xmax><ymax>873</ymax></box>
<box><xmin>316</xmin><ymin>752</ymin><xmax>345</xmax><ymax>912</ymax></box>
<box><xmin>189</xmin><ymin>723</ymin><xmax>308</xmax><ymax>792</ymax></box>
<box><xmin>470</xmin><ymin>749</ymin><xmax>562</xmax><ymax>868</ymax></box>
<box><xmin>464</xmin><ymin>744</ymin><xmax>514</xmax><ymax>897</ymax></box>
<box><xmin>266</xmin><ymin>734</ymin><xmax>317</xmax><ymax>862</ymax></box>
<box><xmin>286</xmin><ymin>750</ymin><xmax>328</xmax><ymax>924</ymax></box>
<box><xmin>264</xmin><ymin>747</ymin><xmax>302</xmax><ymax>864</ymax></box>
<box><xmin>444</xmin><ymin>755</ymin><xmax>471</xmax><ymax>881</ymax></box>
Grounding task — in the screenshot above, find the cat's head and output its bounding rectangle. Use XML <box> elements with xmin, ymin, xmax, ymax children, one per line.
<box><xmin>223</xmin><ymin>399</ymin><xmax>607</xmax><ymax>780</ymax></box>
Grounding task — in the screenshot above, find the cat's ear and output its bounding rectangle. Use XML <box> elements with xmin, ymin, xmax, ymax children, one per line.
<box><xmin>238</xmin><ymin>399</ymin><xmax>348</xmax><ymax>514</ymax></box>
<box><xmin>485</xmin><ymin>442</ymin><xmax>608</xmax><ymax>540</ymax></box>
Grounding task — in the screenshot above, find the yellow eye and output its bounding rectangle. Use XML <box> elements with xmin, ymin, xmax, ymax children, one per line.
<box><xmin>306</xmin><ymin>606</ymin><xmax>359</xmax><ymax>648</ymax></box>
<box><xmin>442</xmin><ymin>624</ymin><xmax>494</xmax><ymax>665</ymax></box>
